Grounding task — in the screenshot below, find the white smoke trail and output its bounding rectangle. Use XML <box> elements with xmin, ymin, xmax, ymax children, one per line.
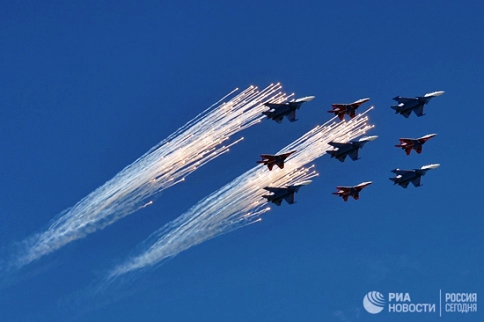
<box><xmin>13</xmin><ymin>84</ymin><xmax>290</xmax><ymax>268</ymax></box>
<box><xmin>107</xmin><ymin>108</ymin><xmax>374</xmax><ymax>279</ymax></box>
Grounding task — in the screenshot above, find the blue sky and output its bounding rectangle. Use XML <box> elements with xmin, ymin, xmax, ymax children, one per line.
<box><xmin>1</xmin><ymin>1</ymin><xmax>483</xmax><ymax>321</ymax></box>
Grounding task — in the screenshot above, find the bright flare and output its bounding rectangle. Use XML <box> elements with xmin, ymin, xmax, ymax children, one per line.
<box><xmin>107</xmin><ymin>109</ymin><xmax>374</xmax><ymax>279</ymax></box>
<box><xmin>13</xmin><ymin>84</ymin><xmax>289</xmax><ymax>268</ymax></box>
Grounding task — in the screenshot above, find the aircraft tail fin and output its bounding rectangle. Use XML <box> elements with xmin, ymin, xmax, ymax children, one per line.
<box><xmin>348</xmin><ymin>150</ymin><xmax>359</xmax><ymax>161</ymax></box>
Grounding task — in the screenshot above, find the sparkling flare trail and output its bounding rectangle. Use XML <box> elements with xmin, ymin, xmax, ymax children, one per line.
<box><xmin>108</xmin><ymin>108</ymin><xmax>374</xmax><ymax>279</ymax></box>
<box><xmin>14</xmin><ymin>84</ymin><xmax>289</xmax><ymax>268</ymax></box>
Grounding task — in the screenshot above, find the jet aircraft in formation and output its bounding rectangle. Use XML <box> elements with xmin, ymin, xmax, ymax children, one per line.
<box><xmin>326</xmin><ymin>136</ymin><xmax>378</xmax><ymax>162</ymax></box>
<box><xmin>257</xmin><ymin>89</ymin><xmax>443</xmax><ymax>206</ymax></box>
<box><xmin>262</xmin><ymin>181</ymin><xmax>312</xmax><ymax>206</ymax></box>
<box><xmin>391</xmin><ymin>91</ymin><xmax>444</xmax><ymax>118</ymax></box>
<box><xmin>256</xmin><ymin>151</ymin><xmax>296</xmax><ymax>171</ymax></box>
<box><xmin>395</xmin><ymin>134</ymin><xmax>436</xmax><ymax>155</ymax></box>
<box><xmin>262</xmin><ymin>96</ymin><xmax>315</xmax><ymax>123</ymax></box>
<box><xmin>328</xmin><ymin>98</ymin><xmax>370</xmax><ymax>121</ymax></box>
<box><xmin>389</xmin><ymin>164</ymin><xmax>440</xmax><ymax>188</ymax></box>
<box><xmin>332</xmin><ymin>181</ymin><xmax>372</xmax><ymax>202</ymax></box>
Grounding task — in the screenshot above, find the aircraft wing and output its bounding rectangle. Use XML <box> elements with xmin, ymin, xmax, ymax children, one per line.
<box><xmin>413</xmin><ymin>105</ymin><xmax>425</xmax><ymax>117</ymax></box>
<box><xmin>331</xmin><ymin>104</ymin><xmax>348</xmax><ymax>110</ymax></box>
<box><xmin>264</xmin><ymin>103</ymin><xmax>285</xmax><ymax>109</ymax></box>
<box><xmin>411</xmin><ymin>176</ymin><xmax>422</xmax><ymax>187</ymax></box>
<box><xmin>263</xmin><ymin>187</ymin><xmax>286</xmax><ymax>193</ymax></box>
<box><xmin>349</xmin><ymin>102</ymin><xmax>362</xmax><ymax>108</ymax></box>
<box><xmin>279</xmin><ymin>151</ymin><xmax>295</xmax><ymax>159</ymax></box>
<box><xmin>392</xmin><ymin>169</ymin><xmax>413</xmax><ymax>176</ymax></box>
<box><xmin>328</xmin><ymin>142</ymin><xmax>348</xmax><ymax>149</ymax></box>
<box><xmin>335</xmin><ymin>186</ymin><xmax>352</xmax><ymax>192</ymax></box>
<box><xmin>284</xmin><ymin>109</ymin><xmax>297</xmax><ymax>122</ymax></box>
<box><xmin>398</xmin><ymin>138</ymin><xmax>414</xmax><ymax>144</ymax></box>
<box><xmin>393</xmin><ymin>96</ymin><xmax>415</xmax><ymax>103</ymax></box>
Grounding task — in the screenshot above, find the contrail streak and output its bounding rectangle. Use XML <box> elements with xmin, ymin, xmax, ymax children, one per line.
<box><xmin>107</xmin><ymin>108</ymin><xmax>374</xmax><ymax>280</ymax></box>
<box><xmin>13</xmin><ymin>84</ymin><xmax>289</xmax><ymax>268</ymax></box>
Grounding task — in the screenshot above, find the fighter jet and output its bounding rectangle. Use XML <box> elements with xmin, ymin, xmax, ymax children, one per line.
<box><xmin>262</xmin><ymin>96</ymin><xmax>315</xmax><ymax>123</ymax></box>
<box><xmin>262</xmin><ymin>180</ymin><xmax>311</xmax><ymax>206</ymax></box>
<box><xmin>395</xmin><ymin>134</ymin><xmax>437</xmax><ymax>155</ymax></box>
<box><xmin>332</xmin><ymin>181</ymin><xmax>372</xmax><ymax>201</ymax></box>
<box><xmin>328</xmin><ymin>98</ymin><xmax>370</xmax><ymax>121</ymax></box>
<box><xmin>256</xmin><ymin>150</ymin><xmax>296</xmax><ymax>171</ymax></box>
<box><xmin>326</xmin><ymin>136</ymin><xmax>378</xmax><ymax>162</ymax></box>
<box><xmin>391</xmin><ymin>91</ymin><xmax>444</xmax><ymax>118</ymax></box>
<box><xmin>389</xmin><ymin>164</ymin><xmax>440</xmax><ymax>188</ymax></box>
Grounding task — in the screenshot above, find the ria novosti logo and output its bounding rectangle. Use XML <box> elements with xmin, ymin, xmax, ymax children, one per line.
<box><xmin>361</xmin><ymin>290</ymin><xmax>477</xmax><ymax>316</ymax></box>
<box><xmin>363</xmin><ymin>291</ymin><xmax>385</xmax><ymax>314</ymax></box>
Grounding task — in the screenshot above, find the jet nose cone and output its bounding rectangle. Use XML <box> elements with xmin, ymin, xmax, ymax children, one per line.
<box><xmin>423</xmin><ymin>133</ymin><xmax>437</xmax><ymax>139</ymax></box>
<box><xmin>359</xmin><ymin>135</ymin><xmax>378</xmax><ymax>142</ymax></box>
<box><xmin>357</xmin><ymin>181</ymin><xmax>373</xmax><ymax>187</ymax></box>
<box><xmin>422</xmin><ymin>163</ymin><xmax>440</xmax><ymax>170</ymax></box>
<box><xmin>356</xmin><ymin>97</ymin><xmax>371</xmax><ymax>104</ymax></box>
<box><xmin>299</xmin><ymin>96</ymin><xmax>315</xmax><ymax>102</ymax></box>
<box><xmin>296</xmin><ymin>180</ymin><xmax>312</xmax><ymax>186</ymax></box>
<box><xmin>424</xmin><ymin>91</ymin><xmax>445</xmax><ymax>98</ymax></box>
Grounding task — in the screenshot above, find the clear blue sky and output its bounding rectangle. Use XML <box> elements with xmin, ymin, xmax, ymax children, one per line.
<box><xmin>1</xmin><ymin>1</ymin><xmax>482</xmax><ymax>321</ymax></box>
